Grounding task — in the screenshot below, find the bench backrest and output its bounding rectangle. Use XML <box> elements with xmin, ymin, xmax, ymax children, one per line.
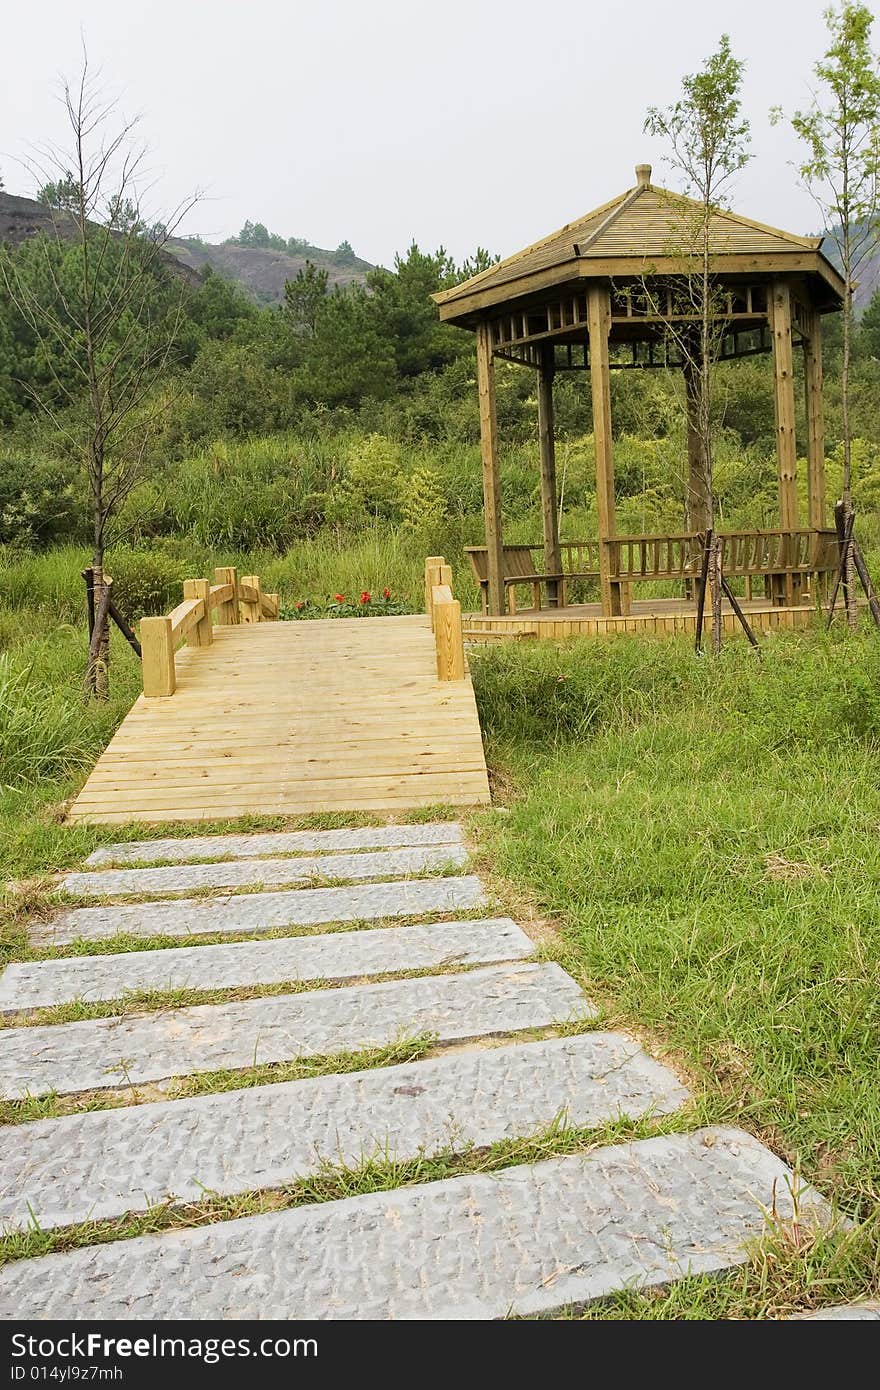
<box><xmin>464</xmin><ymin>545</ymin><xmax>539</xmax><ymax>584</ymax></box>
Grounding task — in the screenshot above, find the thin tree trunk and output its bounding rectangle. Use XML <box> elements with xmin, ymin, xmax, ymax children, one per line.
<box><xmin>841</xmin><ymin>223</ymin><xmax>857</xmax><ymax>630</ymax></box>
<box><xmin>700</xmin><ymin>208</ymin><xmax>721</xmax><ymax>655</ymax></box>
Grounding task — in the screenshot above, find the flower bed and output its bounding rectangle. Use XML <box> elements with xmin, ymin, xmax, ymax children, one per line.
<box><xmin>281</xmin><ymin>589</ymin><xmax>414</xmax><ymax>619</ymax></box>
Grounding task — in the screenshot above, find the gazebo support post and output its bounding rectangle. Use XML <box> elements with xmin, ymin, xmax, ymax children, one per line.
<box><xmin>587</xmin><ymin>284</ymin><xmax>625</xmax><ymax>617</ymax></box>
<box><xmin>475</xmin><ymin>320</ymin><xmax>505</xmax><ymax>616</ymax></box>
<box><xmin>768</xmin><ymin>279</ymin><xmax>801</xmax><ymax>606</ymax></box>
<box><xmin>803</xmin><ymin>306</ymin><xmax>828</xmax><ymax>597</ymax></box>
<box><xmin>803</xmin><ymin>307</ymin><xmax>827</xmax><ymax>529</ymax></box>
<box><xmin>537</xmin><ymin>345</ymin><xmax>563</xmax><ymax>607</ymax></box>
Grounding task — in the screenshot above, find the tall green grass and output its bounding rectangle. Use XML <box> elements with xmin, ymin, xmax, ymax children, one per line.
<box><xmin>472</xmin><ymin>631</ymin><xmax>880</xmax><ymax>1213</ymax></box>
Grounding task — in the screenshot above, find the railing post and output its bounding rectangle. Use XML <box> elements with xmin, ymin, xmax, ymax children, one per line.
<box><xmin>214</xmin><ymin>566</ymin><xmax>240</xmax><ymax>625</ymax></box>
<box><xmin>432</xmin><ymin>583</ymin><xmax>465</xmax><ymax>681</ymax></box>
<box><xmin>183</xmin><ymin>578</ymin><xmax>213</xmax><ymax>646</ymax></box>
<box><xmin>241</xmin><ymin>574</ymin><xmax>262</xmax><ymax>624</ymax></box>
<box><xmin>140</xmin><ymin>616</ymin><xmax>176</xmax><ymax>697</ymax></box>
<box><xmin>424</xmin><ymin>556</ymin><xmax>444</xmax><ymax>630</ymax></box>
<box><xmin>265</xmin><ymin>593</ymin><xmax>280</xmax><ymax>619</ymax></box>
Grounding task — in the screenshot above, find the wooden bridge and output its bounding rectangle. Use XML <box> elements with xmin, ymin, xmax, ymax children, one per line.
<box><xmin>69</xmin><ymin>568</ymin><xmax>490</xmax><ymax>825</ymax></box>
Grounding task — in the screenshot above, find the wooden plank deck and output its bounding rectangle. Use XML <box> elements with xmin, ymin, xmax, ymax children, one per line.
<box><xmin>464</xmin><ymin>597</ymin><xmax>818</xmax><ymax>640</ymax></box>
<box><xmin>68</xmin><ymin>616</ymin><xmax>491</xmax><ymax>825</ymax></box>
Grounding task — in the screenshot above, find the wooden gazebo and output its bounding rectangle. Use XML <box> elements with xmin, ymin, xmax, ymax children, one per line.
<box><xmin>433</xmin><ymin>164</ymin><xmax>845</xmax><ymax>635</ymax></box>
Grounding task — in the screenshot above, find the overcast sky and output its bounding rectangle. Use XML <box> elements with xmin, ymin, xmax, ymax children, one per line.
<box><xmin>2</xmin><ymin>0</ymin><xmax>878</xmax><ymax>267</ymax></box>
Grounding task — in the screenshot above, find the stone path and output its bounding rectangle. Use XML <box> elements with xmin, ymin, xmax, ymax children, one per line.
<box><xmin>0</xmin><ymin>1034</ymin><xmax>688</xmax><ymax>1234</ymax></box>
<box><xmin>793</xmin><ymin>1303</ymin><xmax>880</xmax><ymax>1320</ymax></box>
<box><xmin>0</xmin><ymin>918</ymin><xmax>531</xmax><ymax>1012</ymax></box>
<box><xmin>61</xmin><ymin>842</ymin><xmax>469</xmax><ymax>899</ymax></box>
<box><xmin>83</xmin><ymin>821</ymin><xmax>464</xmax><ymax>867</ymax></box>
<box><xmin>0</xmin><ymin>1130</ymin><xmax>830</xmax><ymax>1320</ymax></box>
<box><xmin>32</xmin><ymin>873</ymin><xmax>487</xmax><ymax>946</ymax></box>
<box><xmin>1</xmin><ymin>962</ymin><xmax>591</xmax><ymax>1098</ymax></box>
<box><xmin>0</xmin><ymin>820</ymin><xmax>840</xmax><ymax>1319</ymax></box>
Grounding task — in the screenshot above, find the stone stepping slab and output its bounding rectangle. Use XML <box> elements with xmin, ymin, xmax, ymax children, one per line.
<box><xmin>792</xmin><ymin>1303</ymin><xmax>880</xmax><ymax>1320</ymax></box>
<box><xmin>0</xmin><ymin>918</ymin><xmax>532</xmax><ymax>1014</ymax></box>
<box><xmin>0</xmin><ymin>962</ymin><xmax>592</xmax><ymax>1099</ymax></box>
<box><xmin>30</xmin><ymin>875</ymin><xmax>487</xmax><ymax>948</ymax></box>
<box><xmin>0</xmin><ymin>1033</ymin><xmax>689</xmax><ymax>1235</ymax></box>
<box><xmin>60</xmin><ymin>843</ymin><xmax>469</xmax><ymax>901</ymax></box>
<box><xmin>84</xmin><ymin>822</ymin><xmax>464</xmax><ymax>868</ymax></box>
<box><xmin>0</xmin><ymin>1128</ymin><xmax>831</xmax><ymax>1319</ymax></box>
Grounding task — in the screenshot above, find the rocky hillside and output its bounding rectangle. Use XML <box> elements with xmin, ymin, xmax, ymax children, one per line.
<box><xmin>0</xmin><ymin>191</ymin><xmax>371</xmax><ymax>304</ymax></box>
<box><xmin>167</xmin><ymin>236</ymin><xmax>371</xmax><ymax>304</ymax></box>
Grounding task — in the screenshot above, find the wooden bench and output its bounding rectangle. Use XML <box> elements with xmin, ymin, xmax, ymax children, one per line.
<box><xmin>465</xmin><ymin>545</ymin><xmax>599</xmax><ymax>613</ymax></box>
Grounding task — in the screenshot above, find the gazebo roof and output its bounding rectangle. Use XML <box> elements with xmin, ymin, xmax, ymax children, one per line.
<box><xmin>434</xmin><ymin>166</ymin><xmax>844</xmax><ymax>323</ymax></box>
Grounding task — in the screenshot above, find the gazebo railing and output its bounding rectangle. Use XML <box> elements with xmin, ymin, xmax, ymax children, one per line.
<box><xmin>606</xmin><ymin>528</ymin><xmax>838</xmax><ymax>581</ymax></box>
<box><xmin>466</xmin><ymin>529</ymin><xmax>839</xmax><ymax>613</ymax></box>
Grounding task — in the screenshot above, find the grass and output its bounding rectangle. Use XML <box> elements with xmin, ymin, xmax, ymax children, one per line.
<box><xmin>0</xmin><ymin>1109</ymin><xmax>685</xmax><ymax>1267</ymax></box>
<box><xmin>471</xmin><ymin>629</ymin><xmax>880</xmax><ymax>1221</ymax></box>
<box><xmin>2</xmin><ymin>534</ymin><xmax>880</xmax><ymax>1315</ymax></box>
<box><xmin>562</xmin><ymin>1217</ymin><xmax>880</xmax><ymax>1319</ymax></box>
<box><xmin>2</xmin><ymin>1098</ymin><xmax>877</xmax><ymax>1319</ymax></box>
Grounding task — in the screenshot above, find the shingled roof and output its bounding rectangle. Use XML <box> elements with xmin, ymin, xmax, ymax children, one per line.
<box><xmin>434</xmin><ymin>166</ymin><xmax>842</xmax><ymax>321</ymax></box>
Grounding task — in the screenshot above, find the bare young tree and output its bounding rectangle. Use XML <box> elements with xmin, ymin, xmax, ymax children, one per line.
<box><xmin>779</xmin><ymin>1</ymin><xmax>880</xmax><ymax>629</ymax></box>
<box><xmin>1</xmin><ymin>55</ymin><xmax>199</xmax><ymax>696</ymax></box>
<box><xmin>644</xmin><ymin>36</ymin><xmax>751</xmax><ymax>652</ymax></box>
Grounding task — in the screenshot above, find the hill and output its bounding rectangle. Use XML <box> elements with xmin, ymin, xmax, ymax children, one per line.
<box><xmin>0</xmin><ymin>191</ymin><xmax>371</xmax><ymax>304</ymax></box>
<box><xmin>167</xmin><ymin>235</ymin><xmax>372</xmax><ymax>304</ymax></box>
<box><xmin>0</xmin><ymin>190</ymin><xmax>203</xmax><ymax>290</ymax></box>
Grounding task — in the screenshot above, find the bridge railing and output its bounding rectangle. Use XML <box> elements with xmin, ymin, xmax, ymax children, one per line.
<box><xmin>424</xmin><ymin>556</ymin><xmax>465</xmax><ymax>681</ymax></box>
<box><xmin>140</xmin><ymin>567</ymin><xmax>279</xmax><ymax>698</ymax></box>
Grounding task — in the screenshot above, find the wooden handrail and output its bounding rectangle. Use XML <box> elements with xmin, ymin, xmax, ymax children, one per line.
<box><xmin>168</xmin><ymin>597</ymin><xmax>205</xmax><ymax>642</ymax></box>
<box><xmin>426</xmin><ymin>557</ymin><xmax>465</xmax><ymax>680</ymax></box>
<box><xmin>141</xmin><ymin>566</ymin><xmax>279</xmax><ymax>698</ymax></box>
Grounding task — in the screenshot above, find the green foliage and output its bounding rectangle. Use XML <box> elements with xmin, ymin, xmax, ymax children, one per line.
<box><xmin>107</xmin><ymin>547</ymin><xmax>188</xmax><ymax>620</ymax></box>
<box><xmin>0</xmin><ymin>630</ymin><xmax>139</xmax><ymax>789</ymax></box>
<box><xmin>283</xmin><ymin>262</ymin><xmax>329</xmax><ymax>335</ymax></box>
<box><xmin>281</xmin><ymin>590</ymin><xmax>412</xmax><ymax>619</ymax></box>
<box><xmin>0</xmin><ymin>454</ymin><xmax>81</xmax><ymax>547</ymax></box>
<box><xmin>36</xmin><ymin>173</ymin><xmax>79</xmax><ymax>211</ymax></box>
<box><xmin>399</xmin><ymin>464</ymin><xmax>447</xmax><ymax>536</ymax></box>
<box><xmin>295</xmin><ymin>287</ymin><xmax>396</xmax><ymax>407</ymax></box>
<box><xmin>645</xmin><ymin>34</ymin><xmax>751</xmax><ymax>206</ymax></box>
<box><xmin>187</xmin><ymin>268</ymin><xmax>260</xmax><ymax>343</ymax></box>
<box><xmin>366</xmin><ymin>244</ymin><xmax>466</xmax><ymax>378</ymax></box>
<box><xmin>788</xmin><ymin>1</ymin><xmax>880</xmax><ymax>279</ymax></box>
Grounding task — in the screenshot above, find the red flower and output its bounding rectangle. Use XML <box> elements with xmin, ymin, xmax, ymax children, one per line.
<box><xmin>334</xmin><ymin>593</ymin><xmax>344</xmax><ymax>603</ymax></box>
<box><xmin>383</xmin><ymin>588</ymin><xmax>391</xmax><ymax>600</ymax></box>
<box><xmin>295</xmin><ymin>601</ymin><xmax>305</xmax><ymax>611</ymax></box>
<box><xmin>360</xmin><ymin>591</ymin><xmax>371</xmax><ymax>605</ymax></box>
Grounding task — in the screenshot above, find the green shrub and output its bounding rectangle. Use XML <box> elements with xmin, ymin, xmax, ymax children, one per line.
<box><xmin>109</xmin><ymin>548</ymin><xmax>189</xmax><ymax>621</ymax></box>
<box><xmin>0</xmin><ymin>455</ymin><xmax>84</xmax><ymax>548</ymax></box>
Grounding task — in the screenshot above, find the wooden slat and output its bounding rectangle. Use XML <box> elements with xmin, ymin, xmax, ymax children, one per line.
<box><xmin>69</xmin><ymin>615</ymin><xmax>490</xmax><ymax>824</ymax></box>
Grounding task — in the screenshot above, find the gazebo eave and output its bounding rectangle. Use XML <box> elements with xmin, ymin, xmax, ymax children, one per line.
<box><xmin>435</xmin><ymin>250</ymin><xmax>844</xmax><ymax>327</ymax></box>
